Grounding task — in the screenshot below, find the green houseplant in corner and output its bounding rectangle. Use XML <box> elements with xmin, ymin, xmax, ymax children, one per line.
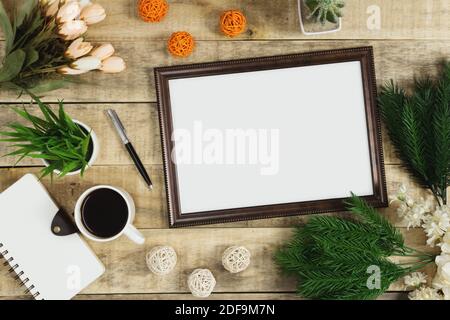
<box><xmin>0</xmin><ymin>94</ymin><xmax>99</xmax><ymax>178</ymax></box>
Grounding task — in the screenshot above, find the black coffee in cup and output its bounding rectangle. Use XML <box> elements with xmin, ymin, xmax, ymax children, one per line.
<box><xmin>80</xmin><ymin>188</ymin><xmax>129</xmax><ymax>238</ymax></box>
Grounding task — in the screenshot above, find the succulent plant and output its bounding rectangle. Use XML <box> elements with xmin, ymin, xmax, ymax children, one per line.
<box><xmin>305</xmin><ymin>0</ymin><xmax>345</xmax><ymax>25</ymax></box>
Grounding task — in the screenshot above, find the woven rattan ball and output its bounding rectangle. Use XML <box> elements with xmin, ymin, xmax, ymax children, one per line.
<box><xmin>146</xmin><ymin>246</ymin><xmax>177</xmax><ymax>275</ymax></box>
<box><xmin>187</xmin><ymin>269</ymin><xmax>216</xmax><ymax>298</ymax></box>
<box><xmin>167</xmin><ymin>31</ymin><xmax>195</xmax><ymax>57</ymax></box>
<box><xmin>222</xmin><ymin>246</ymin><xmax>251</xmax><ymax>273</ymax></box>
<box><xmin>138</xmin><ymin>0</ymin><xmax>169</xmax><ymax>23</ymax></box>
<box><xmin>220</xmin><ymin>10</ymin><xmax>247</xmax><ymax>37</ymax></box>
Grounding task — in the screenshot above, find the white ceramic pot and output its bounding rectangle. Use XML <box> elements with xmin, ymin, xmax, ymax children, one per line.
<box><xmin>42</xmin><ymin>119</ymin><xmax>99</xmax><ymax>176</ymax></box>
<box><xmin>298</xmin><ymin>0</ymin><xmax>342</xmax><ymax>35</ymax></box>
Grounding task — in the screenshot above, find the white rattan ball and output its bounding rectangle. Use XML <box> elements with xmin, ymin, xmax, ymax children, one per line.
<box><xmin>187</xmin><ymin>269</ymin><xmax>216</xmax><ymax>298</ymax></box>
<box><xmin>222</xmin><ymin>246</ymin><xmax>251</xmax><ymax>273</ymax></box>
<box><xmin>146</xmin><ymin>246</ymin><xmax>177</xmax><ymax>275</ymax></box>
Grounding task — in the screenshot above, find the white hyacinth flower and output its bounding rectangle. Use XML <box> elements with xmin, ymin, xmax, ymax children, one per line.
<box><xmin>423</xmin><ymin>206</ymin><xmax>450</xmax><ymax>247</ymax></box>
<box><xmin>408</xmin><ymin>287</ymin><xmax>443</xmax><ymax>300</ymax></box>
<box><xmin>404</xmin><ymin>272</ymin><xmax>427</xmax><ymax>288</ymax></box>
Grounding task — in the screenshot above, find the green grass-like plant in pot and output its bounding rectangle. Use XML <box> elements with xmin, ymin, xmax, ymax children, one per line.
<box><xmin>0</xmin><ymin>95</ymin><xmax>99</xmax><ymax>178</ymax></box>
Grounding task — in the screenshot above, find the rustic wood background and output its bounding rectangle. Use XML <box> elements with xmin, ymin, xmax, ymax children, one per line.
<box><xmin>0</xmin><ymin>0</ymin><xmax>447</xmax><ymax>300</ymax></box>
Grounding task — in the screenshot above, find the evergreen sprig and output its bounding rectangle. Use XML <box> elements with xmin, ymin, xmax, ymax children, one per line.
<box><xmin>378</xmin><ymin>63</ymin><xmax>450</xmax><ymax>205</ymax></box>
<box><xmin>275</xmin><ymin>195</ymin><xmax>434</xmax><ymax>300</ymax></box>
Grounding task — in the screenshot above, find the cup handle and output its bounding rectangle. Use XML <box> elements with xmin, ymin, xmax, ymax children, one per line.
<box><xmin>123</xmin><ymin>224</ymin><xmax>145</xmax><ymax>245</ymax></box>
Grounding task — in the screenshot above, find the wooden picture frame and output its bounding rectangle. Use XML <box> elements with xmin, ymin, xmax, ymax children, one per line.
<box><xmin>154</xmin><ymin>46</ymin><xmax>387</xmax><ymax>227</ymax></box>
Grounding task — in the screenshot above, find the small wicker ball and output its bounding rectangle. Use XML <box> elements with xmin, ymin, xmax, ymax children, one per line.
<box><xmin>187</xmin><ymin>269</ymin><xmax>216</xmax><ymax>298</ymax></box>
<box><xmin>222</xmin><ymin>246</ymin><xmax>251</xmax><ymax>273</ymax></box>
<box><xmin>146</xmin><ymin>246</ymin><xmax>177</xmax><ymax>275</ymax></box>
<box><xmin>138</xmin><ymin>0</ymin><xmax>169</xmax><ymax>23</ymax></box>
<box><xmin>220</xmin><ymin>10</ymin><xmax>247</xmax><ymax>37</ymax></box>
<box><xmin>167</xmin><ymin>31</ymin><xmax>195</xmax><ymax>57</ymax></box>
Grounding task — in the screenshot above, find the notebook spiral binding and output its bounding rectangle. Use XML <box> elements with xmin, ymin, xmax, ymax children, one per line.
<box><xmin>0</xmin><ymin>243</ymin><xmax>41</xmax><ymax>299</ymax></box>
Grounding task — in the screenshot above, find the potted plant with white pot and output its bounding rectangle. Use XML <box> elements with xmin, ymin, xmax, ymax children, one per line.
<box><xmin>0</xmin><ymin>94</ymin><xmax>99</xmax><ymax>178</ymax></box>
<box><xmin>298</xmin><ymin>0</ymin><xmax>345</xmax><ymax>35</ymax></box>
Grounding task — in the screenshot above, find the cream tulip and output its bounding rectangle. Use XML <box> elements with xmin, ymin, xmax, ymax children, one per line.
<box><xmin>58</xmin><ymin>20</ymin><xmax>88</xmax><ymax>40</ymax></box>
<box><xmin>56</xmin><ymin>1</ymin><xmax>81</xmax><ymax>23</ymax></box>
<box><xmin>90</xmin><ymin>44</ymin><xmax>115</xmax><ymax>61</ymax></box>
<box><xmin>44</xmin><ymin>0</ymin><xmax>60</xmax><ymax>17</ymax></box>
<box><xmin>40</xmin><ymin>0</ymin><xmax>57</xmax><ymax>5</ymax></box>
<box><xmin>63</xmin><ymin>0</ymin><xmax>91</xmax><ymax>8</ymax></box>
<box><xmin>78</xmin><ymin>0</ymin><xmax>92</xmax><ymax>8</ymax></box>
<box><xmin>57</xmin><ymin>66</ymin><xmax>90</xmax><ymax>75</ymax></box>
<box><xmin>71</xmin><ymin>56</ymin><xmax>102</xmax><ymax>71</ymax></box>
<box><xmin>65</xmin><ymin>38</ymin><xmax>93</xmax><ymax>60</ymax></box>
<box><xmin>80</xmin><ymin>3</ymin><xmax>106</xmax><ymax>25</ymax></box>
<box><xmin>100</xmin><ymin>56</ymin><xmax>126</xmax><ymax>73</ymax></box>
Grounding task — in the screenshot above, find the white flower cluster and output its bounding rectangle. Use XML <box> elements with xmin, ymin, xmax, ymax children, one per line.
<box><xmin>393</xmin><ymin>184</ymin><xmax>450</xmax><ymax>300</ymax></box>
<box><xmin>404</xmin><ymin>272</ymin><xmax>427</xmax><ymax>287</ymax></box>
<box><xmin>408</xmin><ymin>286</ymin><xmax>443</xmax><ymax>300</ymax></box>
<box><xmin>423</xmin><ymin>206</ymin><xmax>450</xmax><ymax>247</ymax></box>
<box><xmin>391</xmin><ymin>184</ymin><xmax>449</xmax><ymax>247</ymax></box>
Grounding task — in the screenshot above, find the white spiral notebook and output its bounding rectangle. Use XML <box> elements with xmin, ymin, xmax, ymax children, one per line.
<box><xmin>0</xmin><ymin>174</ymin><xmax>105</xmax><ymax>300</ymax></box>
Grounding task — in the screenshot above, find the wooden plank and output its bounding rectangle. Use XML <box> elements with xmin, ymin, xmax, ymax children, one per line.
<box><xmin>0</xmin><ymin>104</ymin><xmax>400</xmax><ymax>167</ymax></box>
<box><xmin>0</xmin><ymin>292</ymin><xmax>409</xmax><ymax>300</ymax></box>
<box><xmin>1</xmin><ymin>39</ymin><xmax>450</xmax><ymax>103</ymax></box>
<box><xmin>0</xmin><ymin>164</ymin><xmax>434</xmax><ymax>229</ymax></box>
<box><xmin>1</xmin><ymin>0</ymin><xmax>448</xmax><ymax>41</ymax></box>
<box><xmin>0</xmin><ymin>227</ymin><xmax>436</xmax><ymax>297</ymax></box>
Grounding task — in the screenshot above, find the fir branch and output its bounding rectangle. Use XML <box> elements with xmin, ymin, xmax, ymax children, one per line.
<box><xmin>345</xmin><ymin>193</ymin><xmax>405</xmax><ymax>252</ymax></box>
<box><xmin>274</xmin><ymin>196</ymin><xmax>435</xmax><ymax>300</ymax></box>
<box><xmin>379</xmin><ymin>62</ymin><xmax>450</xmax><ymax>205</ymax></box>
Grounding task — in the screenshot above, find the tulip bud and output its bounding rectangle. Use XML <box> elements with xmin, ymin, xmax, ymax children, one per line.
<box><xmin>44</xmin><ymin>0</ymin><xmax>60</xmax><ymax>17</ymax></box>
<box><xmin>57</xmin><ymin>1</ymin><xmax>81</xmax><ymax>23</ymax></box>
<box><xmin>100</xmin><ymin>56</ymin><xmax>126</xmax><ymax>73</ymax></box>
<box><xmin>57</xmin><ymin>66</ymin><xmax>90</xmax><ymax>75</ymax></box>
<box><xmin>90</xmin><ymin>44</ymin><xmax>115</xmax><ymax>61</ymax></box>
<box><xmin>80</xmin><ymin>3</ymin><xmax>106</xmax><ymax>25</ymax></box>
<box><xmin>65</xmin><ymin>37</ymin><xmax>93</xmax><ymax>60</ymax></box>
<box><xmin>58</xmin><ymin>20</ymin><xmax>88</xmax><ymax>40</ymax></box>
<box><xmin>78</xmin><ymin>0</ymin><xmax>92</xmax><ymax>8</ymax></box>
<box><xmin>71</xmin><ymin>56</ymin><xmax>102</xmax><ymax>71</ymax></box>
<box><xmin>40</xmin><ymin>0</ymin><xmax>54</xmax><ymax>5</ymax></box>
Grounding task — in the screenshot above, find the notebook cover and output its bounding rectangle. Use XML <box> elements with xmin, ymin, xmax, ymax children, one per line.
<box><xmin>0</xmin><ymin>174</ymin><xmax>105</xmax><ymax>300</ymax></box>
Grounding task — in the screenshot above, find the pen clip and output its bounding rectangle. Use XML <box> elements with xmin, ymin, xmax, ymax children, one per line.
<box><xmin>107</xmin><ymin>109</ymin><xmax>129</xmax><ymax>144</ymax></box>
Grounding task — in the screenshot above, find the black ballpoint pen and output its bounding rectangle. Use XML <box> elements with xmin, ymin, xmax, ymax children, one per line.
<box><xmin>107</xmin><ymin>109</ymin><xmax>153</xmax><ymax>190</ymax></box>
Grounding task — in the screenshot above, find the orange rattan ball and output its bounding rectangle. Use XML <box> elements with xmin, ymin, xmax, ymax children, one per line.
<box><xmin>138</xmin><ymin>0</ymin><xmax>169</xmax><ymax>23</ymax></box>
<box><xmin>167</xmin><ymin>31</ymin><xmax>195</xmax><ymax>57</ymax></box>
<box><xmin>220</xmin><ymin>10</ymin><xmax>247</xmax><ymax>37</ymax></box>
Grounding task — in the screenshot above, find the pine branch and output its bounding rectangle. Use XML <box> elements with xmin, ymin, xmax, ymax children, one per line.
<box><xmin>274</xmin><ymin>196</ymin><xmax>434</xmax><ymax>300</ymax></box>
<box><xmin>431</xmin><ymin>63</ymin><xmax>450</xmax><ymax>204</ymax></box>
<box><xmin>379</xmin><ymin>82</ymin><xmax>431</xmax><ymax>189</ymax></box>
<box><xmin>345</xmin><ymin>194</ymin><xmax>405</xmax><ymax>252</ymax></box>
<box><xmin>297</xmin><ymin>258</ymin><xmax>405</xmax><ymax>300</ymax></box>
<box><xmin>379</xmin><ymin>63</ymin><xmax>450</xmax><ymax>205</ymax></box>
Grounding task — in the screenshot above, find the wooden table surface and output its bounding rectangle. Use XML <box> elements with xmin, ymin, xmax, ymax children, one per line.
<box><xmin>0</xmin><ymin>0</ymin><xmax>446</xmax><ymax>300</ymax></box>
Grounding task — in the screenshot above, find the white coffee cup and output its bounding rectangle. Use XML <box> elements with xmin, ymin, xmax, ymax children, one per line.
<box><xmin>74</xmin><ymin>185</ymin><xmax>145</xmax><ymax>245</ymax></box>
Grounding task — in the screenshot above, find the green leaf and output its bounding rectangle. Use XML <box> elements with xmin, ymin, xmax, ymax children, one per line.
<box><xmin>27</xmin><ymin>79</ymin><xmax>69</xmax><ymax>95</ymax></box>
<box><xmin>0</xmin><ymin>1</ymin><xmax>14</xmax><ymax>54</ymax></box>
<box><xmin>81</xmin><ymin>135</ymin><xmax>91</xmax><ymax>158</ymax></box>
<box><xmin>0</xmin><ymin>49</ymin><xmax>26</xmax><ymax>82</ymax></box>
<box><xmin>24</xmin><ymin>48</ymin><xmax>39</xmax><ymax>68</ymax></box>
<box><xmin>59</xmin><ymin>161</ymin><xmax>80</xmax><ymax>178</ymax></box>
<box><xmin>14</xmin><ymin>0</ymin><xmax>38</xmax><ymax>29</ymax></box>
<box><xmin>27</xmin><ymin>153</ymin><xmax>60</xmax><ymax>161</ymax></box>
